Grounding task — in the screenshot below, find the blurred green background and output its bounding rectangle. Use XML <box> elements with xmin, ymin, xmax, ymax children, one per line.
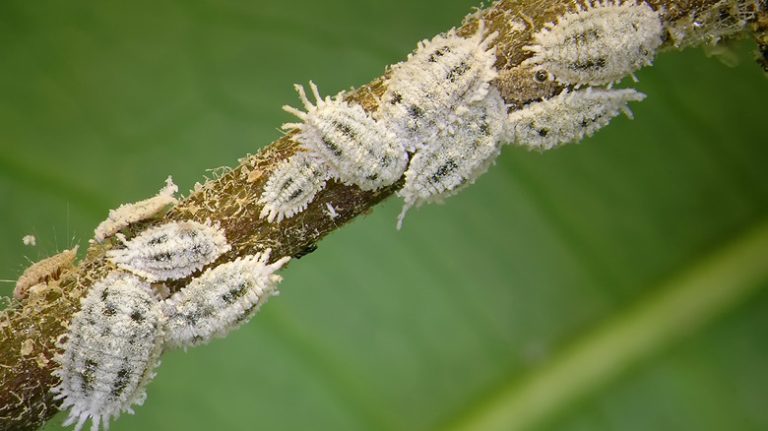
<box><xmin>1</xmin><ymin>1</ymin><xmax>767</xmax><ymax>430</ymax></box>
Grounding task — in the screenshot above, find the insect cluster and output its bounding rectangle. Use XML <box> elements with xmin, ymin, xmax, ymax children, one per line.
<box><xmin>52</xmin><ymin>204</ymin><xmax>290</xmax><ymax>431</ymax></box>
<box><xmin>258</xmin><ymin>3</ymin><xmax>658</xmax><ymax>227</ymax></box>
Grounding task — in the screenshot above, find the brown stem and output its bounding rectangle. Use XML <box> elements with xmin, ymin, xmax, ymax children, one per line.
<box><xmin>0</xmin><ymin>1</ymin><xmax>762</xmax><ymax>429</ymax></box>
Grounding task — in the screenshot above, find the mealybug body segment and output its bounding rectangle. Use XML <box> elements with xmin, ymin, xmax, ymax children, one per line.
<box><xmin>507</xmin><ymin>87</ymin><xmax>646</xmax><ymax>151</ymax></box>
<box><xmin>14</xmin><ymin>246</ymin><xmax>78</xmax><ymax>300</ymax></box>
<box><xmin>52</xmin><ymin>273</ymin><xmax>164</xmax><ymax>431</ymax></box>
<box><xmin>107</xmin><ymin>220</ymin><xmax>230</xmax><ymax>282</ymax></box>
<box><xmin>523</xmin><ymin>1</ymin><xmax>663</xmax><ymax>86</ymax></box>
<box><xmin>163</xmin><ymin>250</ymin><xmax>290</xmax><ymax>349</ymax></box>
<box><xmin>94</xmin><ymin>177</ymin><xmax>178</xmax><ymax>243</ymax></box>
<box><xmin>283</xmin><ymin>83</ymin><xmax>408</xmax><ymax>190</ymax></box>
<box><xmin>258</xmin><ymin>152</ymin><xmax>329</xmax><ymax>223</ymax></box>
<box><xmin>378</xmin><ymin>25</ymin><xmax>498</xmax><ymax>150</ymax></box>
<box><xmin>397</xmin><ymin>88</ymin><xmax>507</xmax><ymax>228</ymax></box>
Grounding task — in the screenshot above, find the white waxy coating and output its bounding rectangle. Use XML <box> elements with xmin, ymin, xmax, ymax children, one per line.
<box><xmin>378</xmin><ymin>24</ymin><xmax>498</xmax><ymax>151</ymax></box>
<box><xmin>258</xmin><ymin>152</ymin><xmax>329</xmax><ymax>223</ymax></box>
<box><xmin>163</xmin><ymin>250</ymin><xmax>290</xmax><ymax>349</ymax></box>
<box><xmin>523</xmin><ymin>0</ymin><xmax>663</xmax><ymax>86</ymax></box>
<box><xmin>52</xmin><ymin>272</ymin><xmax>164</xmax><ymax>431</ymax></box>
<box><xmin>507</xmin><ymin>87</ymin><xmax>646</xmax><ymax>151</ymax></box>
<box><xmin>397</xmin><ymin>88</ymin><xmax>507</xmax><ymax>229</ymax></box>
<box><xmin>107</xmin><ymin>220</ymin><xmax>231</xmax><ymax>282</ymax></box>
<box><xmin>94</xmin><ymin>177</ymin><xmax>178</xmax><ymax>243</ymax></box>
<box><xmin>283</xmin><ymin>82</ymin><xmax>408</xmax><ymax>191</ymax></box>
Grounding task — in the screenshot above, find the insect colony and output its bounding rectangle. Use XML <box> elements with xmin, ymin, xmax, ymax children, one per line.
<box><xmin>19</xmin><ymin>1</ymin><xmax>684</xmax><ymax>429</ymax></box>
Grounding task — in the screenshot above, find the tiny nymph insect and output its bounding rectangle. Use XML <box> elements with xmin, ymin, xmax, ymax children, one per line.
<box><xmin>14</xmin><ymin>246</ymin><xmax>79</xmax><ymax>300</ymax></box>
<box><xmin>93</xmin><ymin>176</ymin><xmax>178</xmax><ymax>243</ymax></box>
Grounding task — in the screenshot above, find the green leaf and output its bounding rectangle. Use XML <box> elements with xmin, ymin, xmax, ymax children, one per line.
<box><xmin>0</xmin><ymin>1</ymin><xmax>766</xmax><ymax>430</ymax></box>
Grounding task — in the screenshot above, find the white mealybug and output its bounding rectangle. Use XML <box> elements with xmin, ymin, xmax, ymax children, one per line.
<box><xmin>258</xmin><ymin>152</ymin><xmax>329</xmax><ymax>223</ymax></box>
<box><xmin>507</xmin><ymin>87</ymin><xmax>646</xmax><ymax>151</ymax></box>
<box><xmin>283</xmin><ymin>82</ymin><xmax>408</xmax><ymax>191</ymax></box>
<box><xmin>14</xmin><ymin>246</ymin><xmax>78</xmax><ymax>300</ymax></box>
<box><xmin>107</xmin><ymin>220</ymin><xmax>231</xmax><ymax>282</ymax></box>
<box><xmin>22</xmin><ymin>234</ymin><xmax>36</xmax><ymax>246</ymax></box>
<box><xmin>397</xmin><ymin>88</ymin><xmax>507</xmax><ymax>229</ymax></box>
<box><xmin>378</xmin><ymin>24</ymin><xmax>498</xmax><ymax>150</ymax></box>
<box><xmin>523</xmin><ymin>0</ymin><xmax>663</xmax><ymax>86</ymax></box>
<box><xmin>94</xmin><ymin>177</ymin><xmax>178</xmax><ymax>243</ymax></box>
<box><xmin>162</xmin><ymin>250</ymin><xmax>290</xmax><ymax>349</ymax></box>
<box><xmin>52</xmin><ymin>272</ymin><xmax>164</xmax><ymax>431</ymax></box>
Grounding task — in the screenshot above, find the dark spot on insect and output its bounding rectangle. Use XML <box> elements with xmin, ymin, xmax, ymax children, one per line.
<box><xmin>151</xmin><ymin>252</ymin><xmax>173</xmax><ymax>263</ymax></box>
<box><xmin>534</xmin><ymin>70</ymin><xmax>549</xmax><ymax>82</ymax></box>
<box><xmin>190</xmin><ymin>243</ymin><xmax>204</xmax><ymax>255</ymax></box>
<box><xmin>81</xmin><ymin>359</ymin><xmax>98</xmax><ymax>393</ymax></box>
<box><xmin>112</xmin><ymin>367</ymin><xmax>131</xmax><ymax>397</ymax></box>
<box><xmin>390</xmin><ymin>92</ymin><xmax>403</xmax><ymax>104</ymax></box>
<box><xmin>101</xmin><ymin>326</ymin><xmax>110</xmax><ymax>337</ymax></box>
<box><xmin>148</xmin><ymin>234</ymin><xmax>168</xmax><ymax>246</ymax></box>
<box><xmin>571</xmin><ymin>57</ymin><xmax>607</xmax><ymax>71</ymax></box>
<box><xmin>333</xmin><ymin>121</ymin><xmax>357</xmax><ymax>139</ymax></box>
<box><xmin>279</xmin><ymin>177</ymin><xmax>294</xmax><ymax>191</ymax></box>
<box><xmin>288</xmin><ymin>188</ymin><xmax>304</xmax><ymax>201</ymax></box>
<box><xmin>321</xmin><ymin>136</ymin><xmax>343</xmax><ymax>157</ymax></box>
<box><xmin>537</xmin><ymin>128</ymin><xmax>549</xmax><ymax>137</ymax></box>
<box><xmin>293</xmin><ymin>243</ymin><xmax>318</xmax><ymax>259</ymax></box>
<box><xmin>408</xmin><ymin>105</ymin><xmax>425</xmax><ymax>119</ymax></box>
<box><xmin>222</xmin><ymin>282</ymin><xmax>248</xmax><ymax>304</ymax></box>
<box><xmin>191</xmin><ymin>335</ymin><xmax>204</xmax><ymax>344</ymax></box>
<box><xmin>86</xmin><ymin>317</ymin><xmax>96</xmax><ymax>326</ymax></box>
<box><xmin>101</xmin><ymin>288</ymin><xmax>109</xmax><ymax>301</ymax></box>
<box><xmin>103</xmin><ymin>303</ymin><xmax>117</xmax><ymax>317</ymax></box>
<box><xmin>430</xmin><ymin>160</ymin><xmax>458</xmax><ymax>183</ymax></box>
<box><xmin>447</xmin><ymin>62</ymin><xmax>470</xmax><ymax>82</ymax></box>
<box><xmin>185</xmin><ymin>310</ymin><xmax>199</xmax><ymax>325</ymax></box>
<box><xmin>130</xmin><ymin>310</ymin><xmax>144</xmax><ymax>323</ymax></box>
<box><xmin>428</xmin><ymin>45</ymin><xmax>451</xmax><ymax>62</ymax></box>
<box><xmin>235</xmin><ymin>303</ymin><xmax>260</xmax><ymax>324</ymax></box>
<box><xmin>479</xmin><ymin>116</ymin><xmax>490</xmax><ymax>136</ymax></box>
<box><xmin>567</xmin><ymin>29</ymin><xmax>601</xmax><ymax>46</ymax></box>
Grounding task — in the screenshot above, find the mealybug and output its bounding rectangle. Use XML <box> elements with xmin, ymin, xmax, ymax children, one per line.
<box><xmin>397</xmin><ymin>88</ymin><xmax>507</xmax><ymax>229</ymax></box>
<box><xmin>523</xmin><ymin>1</ymin><xmax>663</xmax><ymax>86</ymax></box>
<box><xmin>107</xmin><ymin>220</ymin><xmax>231</xmax><ymax>282</ymax></box>
<box><xmin>258</xmin><ymin>152</ymin><xmax>329</xmax><ymax>223</ymax></box>
<box><xmin>507</xmin><ymin>87</ymin><xmax>646</xmax><ymax>151</ymax></box>
<box><xmin>378</xmin><ymin>23</ymin><xmax>498</xmax><ymax>150</ymax></box>
<box><xmin>52</xmin><ymin>272</ymin><xmax>164</xmax><ymax>431</ymax></box>
<box><xmin>162</xmin><ymin>250</ymin><xmax>290</xmax><ymax>349</ymax></box>
<box><xmin>94</xmin><ymin>177</ymin><xmax>178</xmax><ymax>243</ymax></box>
<box><xmin>14</xmin><ymin>246</ymin><xmax>78</xmax><ymax>300</ymax></box>
<box><xmin>283</xmin><ymin>82</ymin><xmax>408</xmax><ymax>191</ymax></box>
